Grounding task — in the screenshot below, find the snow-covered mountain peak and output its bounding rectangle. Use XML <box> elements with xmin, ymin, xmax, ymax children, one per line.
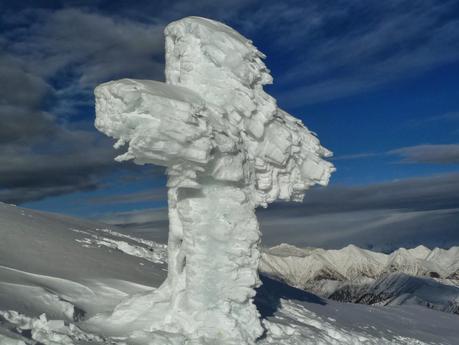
<box><xmin>384</xmin><ymin>247</ymin><xmax>449</xmax><ymax>278</ymax></box>
<box><xmin>406</xmin><ymin>245</ymin><xmax>431</xmax><ymax>260</ymax></box>
<box><xmin>261</xmin><ymin>242</ymin><xmax>459</xmax><ymax>317</ymax></box>
<box><xmin>265</xmin><ymin>243</ymin><xmax>314</xmax><ymax>257</ymax></box>
<box><xmin>426</xmin><ymin>246</ymin><xmax>459</xmax><ymax>271</ymax></box>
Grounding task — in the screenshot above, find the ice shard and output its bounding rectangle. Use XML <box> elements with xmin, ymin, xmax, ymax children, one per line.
<box><xmin>94</xmin><ymin>16</ymin><xmax>334</xmax><ymax>345</ymax></box>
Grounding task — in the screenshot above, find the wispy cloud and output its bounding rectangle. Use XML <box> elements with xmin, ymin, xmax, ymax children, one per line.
<box><xmin>258</xmin><ymin>173</ymin><xmax>459</xmax><ymax>250</ymax></box>
<box><xmin>89</xmin><ymin>188</ymin><xmax>167</xmax><ymax>205</ymax></box>
<box><xmin>390</xmin><ymin>144</ymin><xmax>459</xmax><ymax>164</ymax></box>
<box><xmin>259</xmin><ymin>0</ymin><xmax>459</xmax><ymax>106</ymax></box>
<box><xmin>433</xmin><ymin>111</ymin><xmax>459</xmax><ymax>122</ymax></box>
<box><xmin>407</xmin><ymin>111</ymin><xmax>459</xmax><ymax>128</ymax></box>
<box><xmin>0</xmin><ymin>131</ymin><xmax>118</xmax><ymax>204</ymax></box>
<box><xmin>328</xmin><ymin>142</ymin><xmax>459</xmax><ymax>164</ymax></box>
<box><xmin>97</xmin><ymin>207</ymin><xmax>169</xmax><ymax>243</ymax></box>
<box><xmin>332</xmin><ymin>152</ymin><xmax>380</xmax><ymax>161</ymax></box>
<box><xmin>99</xmin><ymin>207</ymin><xmax>168</xmax><ymax>225</ymax></box>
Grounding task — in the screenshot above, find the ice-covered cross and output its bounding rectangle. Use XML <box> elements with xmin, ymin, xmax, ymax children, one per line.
<box><xmin>94</xmin><ymin>16</ymin><xmax>334</xmax><ymax>345</ymax></box>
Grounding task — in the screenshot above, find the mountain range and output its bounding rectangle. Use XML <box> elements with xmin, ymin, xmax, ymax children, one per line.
<box><xmin>261</xmin><ymin>243</ymin><xmax>459</xmax><ymax>314</ymax></box>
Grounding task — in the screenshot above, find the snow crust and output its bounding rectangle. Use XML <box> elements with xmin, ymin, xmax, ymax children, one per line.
<box><xmin>94</xmin><ymin>16</ymin><xmax>334</xmax><ymax>344</ymax></box>
<box><xmin>0</xmin><ymin>310</ymin><xmax>102</xmax><ymax>345</ymax></box>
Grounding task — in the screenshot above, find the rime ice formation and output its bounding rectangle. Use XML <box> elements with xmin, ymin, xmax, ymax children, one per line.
<box><xmin>94</xmin><ymin>16</ymin><xmax>334</xmax><ymax>344</ymax></box>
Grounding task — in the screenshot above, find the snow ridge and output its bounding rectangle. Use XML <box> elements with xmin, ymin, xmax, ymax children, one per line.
<box><xmin>73</xmin><ymin>228</ymin><xmax>167</xmax><ymax>264</ymax></box>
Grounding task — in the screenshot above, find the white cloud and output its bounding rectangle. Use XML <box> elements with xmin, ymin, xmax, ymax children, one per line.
<box><xmin>390</xmin><ymin>144</ymin><xmax>459</xmax><ymax>164</ymax></box>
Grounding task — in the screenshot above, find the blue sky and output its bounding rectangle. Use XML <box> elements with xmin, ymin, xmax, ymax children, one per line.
<box><xmin>1</xmin><ymin>0</ymin><xmax>458</xmax><ymax>250</ymax></box>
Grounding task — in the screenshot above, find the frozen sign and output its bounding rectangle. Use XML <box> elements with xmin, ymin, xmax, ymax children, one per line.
<box><xmin>94</xmin><ymin>16</ymin><xmax>334</xmax><ymax>345</ymax></box>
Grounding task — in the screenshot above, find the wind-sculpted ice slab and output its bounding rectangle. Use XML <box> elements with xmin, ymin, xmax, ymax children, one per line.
<box><xmin>94</xmin><ymin>16</ymin><xmax>334</xmax><ymax>345</ymax></box>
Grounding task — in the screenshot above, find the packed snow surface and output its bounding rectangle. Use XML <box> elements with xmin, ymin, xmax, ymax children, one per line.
<box><xmin>94</xmin><ymin>16</ymin><xmax>334</xmax><ymax>344</ymax></box>
<box><xmin>1</xmin><ymin>202</ymin><xmax>459</xmax><ymax>345</ymax></box>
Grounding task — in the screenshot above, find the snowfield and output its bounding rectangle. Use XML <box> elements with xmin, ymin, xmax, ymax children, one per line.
<box><xmin>1</xmin><ymin>202</ymin><xmax>458</xmax><ymax>345</ymax></box>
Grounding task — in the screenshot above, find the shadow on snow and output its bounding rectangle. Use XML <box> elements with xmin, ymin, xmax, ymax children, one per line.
<box><xmin>254</xmin><ymin>273</ymin><xmax>327</xmax><ymax>319</ymax></box>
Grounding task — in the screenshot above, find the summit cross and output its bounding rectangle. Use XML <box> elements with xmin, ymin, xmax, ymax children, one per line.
<box><xmin>94</xmin><ymin>16</ymin><xmax>334</xmax><ymax>345</ymax></box>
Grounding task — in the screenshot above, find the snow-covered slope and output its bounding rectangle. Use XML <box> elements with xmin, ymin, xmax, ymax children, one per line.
<box><xmin>0</xmin><ymin>202</ymin><xmax>167</xmax><ymax>321</ymax></box>
<box><xmin>331</xmin><ymin>273</ymin><xmax>459</xmax><ymax>314</ymax></box>
<box><xmin>1</xmin><ymin>202</ymin><xmax>458</xmax><ymax>344</ymax></box>
<box><xmin>261</xmin><ymin>243</ymin><xmax>459</xmax><ymax>313</ymax></box>
<box><xmin>427</xmin><ymin>247</ymin><xmax>459</xmax><ymax>279</ymax></box>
